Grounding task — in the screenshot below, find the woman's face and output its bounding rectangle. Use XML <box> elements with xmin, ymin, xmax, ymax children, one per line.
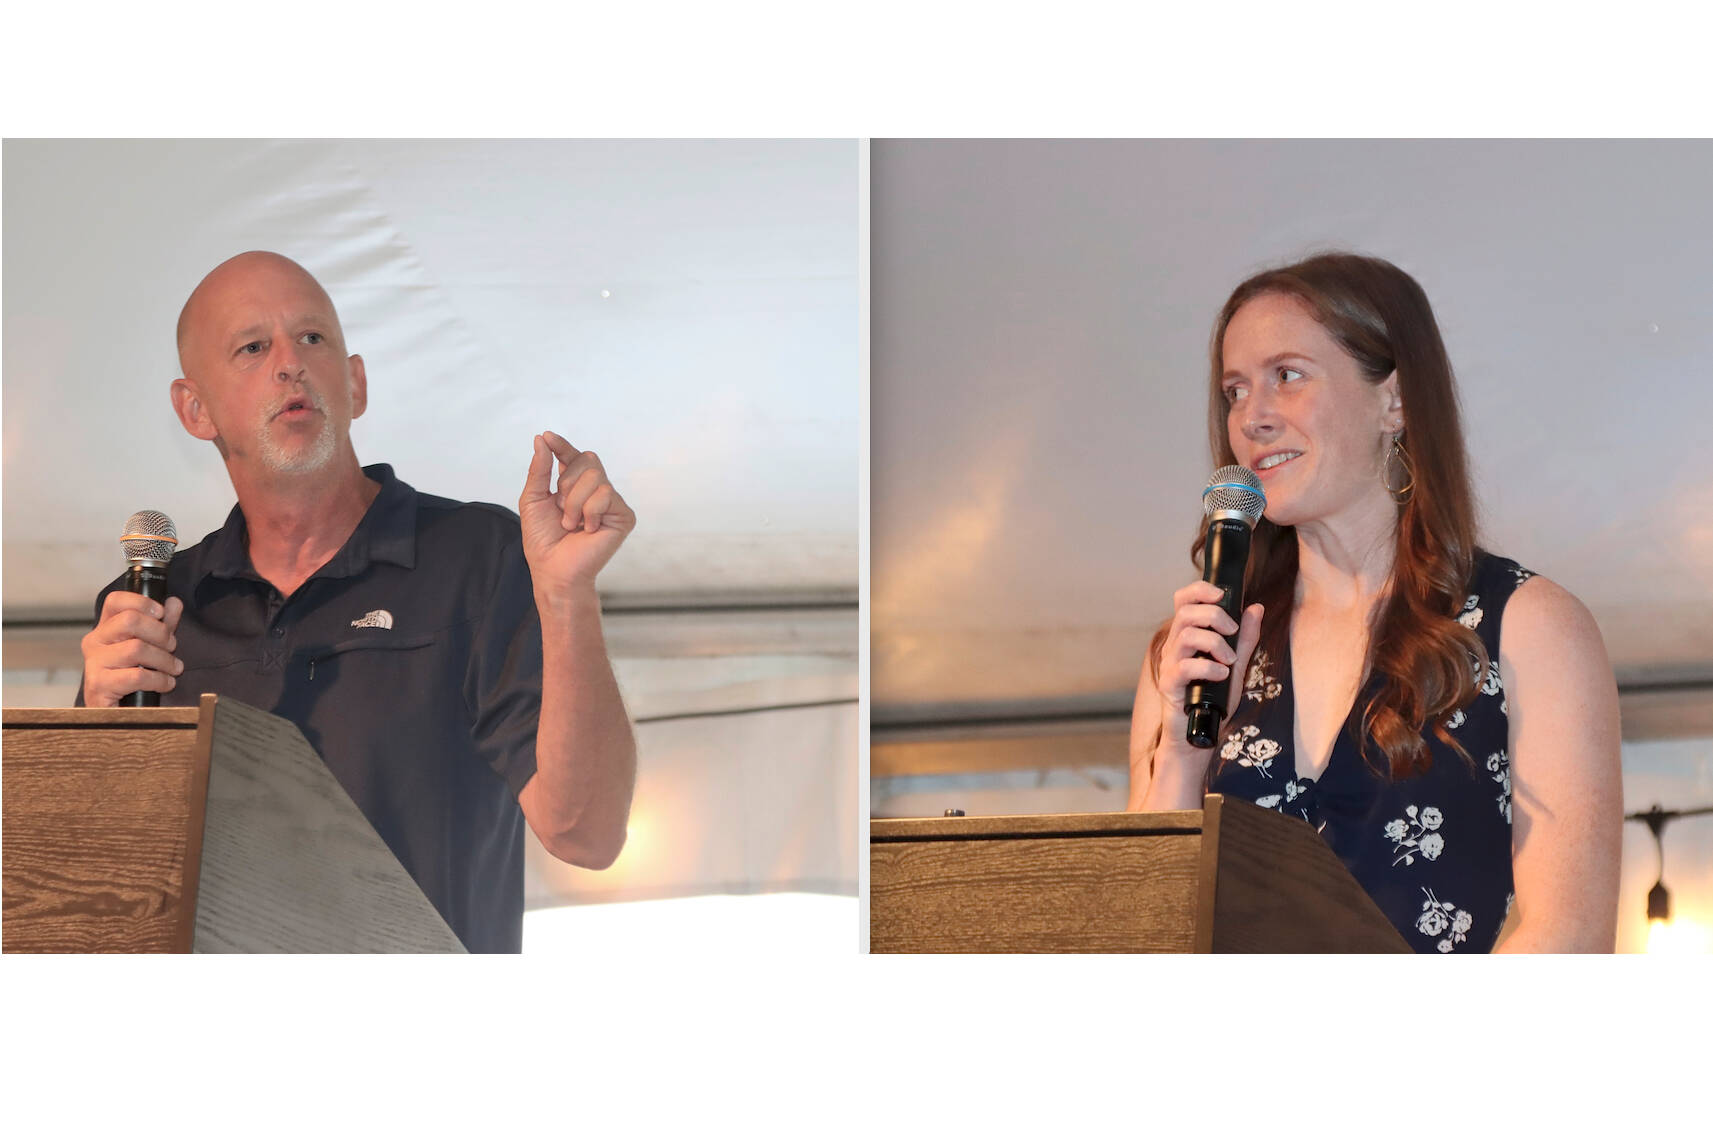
<box><xmin>1220</xmin><ymin>291</ymin><xmax>1402</xmax><ymax>528</ymax></box>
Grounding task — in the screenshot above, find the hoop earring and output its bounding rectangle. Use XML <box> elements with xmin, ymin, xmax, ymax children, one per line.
<box><xmin>1384</xmin><ymin>435</ymin><xmax>1415</xmax><ymax>505</ymax></box>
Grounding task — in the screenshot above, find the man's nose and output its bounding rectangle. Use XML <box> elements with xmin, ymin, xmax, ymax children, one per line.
<box><xmin>272</xmin><ymin>340</ymin><xmax>305</xmax><ymax>382</ymax></box>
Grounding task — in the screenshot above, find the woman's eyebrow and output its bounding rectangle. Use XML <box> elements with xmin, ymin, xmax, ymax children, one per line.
<box><xmin>1223</xmin><ymin>351</ymin><xmax>1315</xmax><ymax>382</ymax></box>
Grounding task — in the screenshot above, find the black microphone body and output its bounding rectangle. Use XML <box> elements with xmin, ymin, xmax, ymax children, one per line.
<box><xmin>119</xmin><ymin>564</ymin><xmax>170</xmax><ymax>708</ymax></box>
<box><xmin>118</xmin><ymin>509</ymin><xmax>179</xmax><ymax>708</ymax></box>
<box><xmin>1183</xmin><ymin>519</ymin><xmax>1252</xmax><ymax>747</ymax></box>
<box><xmin>1181</xmin><ymin>466</ymin><xmax>1265</xmax><ymax>749</ymax></box>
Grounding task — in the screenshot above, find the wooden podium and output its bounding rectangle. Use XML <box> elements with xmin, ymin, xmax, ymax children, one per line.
<box><xmin>870</xmin><ymin>794</ymin><xmax>1410</xmax><ymax>952</ymax></box>
<box><xmin>3</xmin><ymin>695</ymin><xmax>465</xmax><ymax>953</ymax></box>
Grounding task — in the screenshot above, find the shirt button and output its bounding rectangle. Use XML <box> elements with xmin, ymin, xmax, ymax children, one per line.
<box><xmin>271</xmin><ymin>627</ymin><xmax>284</xmax><ymax>638</ymax></box>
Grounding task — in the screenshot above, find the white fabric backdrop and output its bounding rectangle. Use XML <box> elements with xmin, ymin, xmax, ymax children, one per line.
<box><xmin>3</xmin><ymin>139</ymin><xmax>858</xmax><ymax>612</ymax></box>
<box><xmin>871</xmin><ymin>139</ymin><xmax>1713</xmax><ymax>722</ymax></box>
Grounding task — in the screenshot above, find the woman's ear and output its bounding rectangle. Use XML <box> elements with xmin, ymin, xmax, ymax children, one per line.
<box><xmin>1379</xmin><ymin>370</ymin><xmax>1404</xmax><ymax>434</ymax></box>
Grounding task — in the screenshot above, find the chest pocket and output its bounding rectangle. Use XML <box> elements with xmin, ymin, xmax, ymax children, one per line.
<box><xmin>307</xmin><ymin>632</ymin><xmax>437</xmax><ymax>682</ymax></box>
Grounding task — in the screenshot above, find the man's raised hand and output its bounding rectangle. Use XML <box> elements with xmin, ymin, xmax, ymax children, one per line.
<box><xmin>518</xmin><ymin>430</ymin><xmax>636</xmax><ymax>601</ymax></box>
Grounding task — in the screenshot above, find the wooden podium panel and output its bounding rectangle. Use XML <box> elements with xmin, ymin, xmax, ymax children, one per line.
<box><xmin>872</xmin><ymin>812</ymin><xmax>1206</xmax><ymax>952</ymax></box>
<box><xmin>2</xmin><ymin>705</ymin><xmax>209</xmax><ymax>953</ymax></box>
<box><xmin>3</xmin><ymin>696</ymin><xmax>464</xmax><ymax>953</ymax></box>
<box><xmin>871</xmin><ymin>795</ymin><xmax>1410</xmax><ymax>953</ymax></box>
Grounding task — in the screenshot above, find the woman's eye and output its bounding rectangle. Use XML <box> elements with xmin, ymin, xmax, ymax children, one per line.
<box><xmin>1279</xmin><ymin>367</ymin><xmax>1304</xmax><ymax>382</ymax></box>
<box><xmin>1224</xmin><ymin>384</ymin><xmax>1247</xmax><ymax>404</ymax></box>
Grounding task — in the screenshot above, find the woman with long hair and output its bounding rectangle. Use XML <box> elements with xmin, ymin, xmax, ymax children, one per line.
<box><xmin>1127</xmin><ymin>252</ymin><xmax>1622</xmax><ymax>952</ymax></box>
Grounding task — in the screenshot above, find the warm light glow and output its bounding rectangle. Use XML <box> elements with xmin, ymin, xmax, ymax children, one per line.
<box><xmin>605</xmin><ymin>811</ymin><xmax>646</xmax><ymax>872</ymax></box>
<box><xmin>1647</xmin><ymin>916</ymin><xmax>1713</xmax><ymax>954</ymax></box>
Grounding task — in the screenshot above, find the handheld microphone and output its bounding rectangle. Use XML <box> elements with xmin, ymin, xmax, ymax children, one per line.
<box><xmin>119</xmin><ymin>510</ymin><xmax>178</xmax><ymax>708</ymax></box>
<box><xmin>1184</xmin><ymin>466</ymin><xmax>1265</xmax><ymax>748</ymax></box>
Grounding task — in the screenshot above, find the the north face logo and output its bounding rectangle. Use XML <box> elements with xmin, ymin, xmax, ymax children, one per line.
<box><xmin>351</xmin><ymin>609</ymin><xmax>394</xmax><ymax>630</ymax></box>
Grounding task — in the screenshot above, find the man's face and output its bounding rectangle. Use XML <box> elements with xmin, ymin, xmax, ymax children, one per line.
<box><xmin>176</xmin><ymin>255</ymin><xmax>365</xmax><ymax>478</ymax></box>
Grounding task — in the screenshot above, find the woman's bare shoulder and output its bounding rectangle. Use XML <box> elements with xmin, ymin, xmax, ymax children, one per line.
<box><xmin>1500</xmin><ymin>573</ymin><xmax>1607</xmax><ymax>663</ymax></box>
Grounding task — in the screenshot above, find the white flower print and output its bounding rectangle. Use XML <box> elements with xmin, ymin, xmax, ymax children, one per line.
<box><xmin>1285</xmin><ymin>780</ymin><xmax>1307</xmax><ymax>803</ymax></box>
<box><xmin>1513</xmin><ymin>566</ymin><xmax>1535</xmax><ymax>587</ymax></box>
<box><xmin>1242</xmin><ymin>736</ymin><xmax>1282</xmax><ymax>778</ymax></box>
<box><xmin>1487</xmin><ymin>750</ymin><xmax>1512</xmax><ymax>823</ymax></box>
<box><xmin>1220</xmin><ymin>724</ymin><xmax>1259</xmax><ymax>761</ymax></box>
<box><xmin>1244</xmin><ymin>650</ymin><xmax>1283</xmax><ymax>702</ymax></box>
<box><xmin>1388</xmin><ymin>804</ymin><xmax>1447</xmax><ymax>865</ymax></box>
<box><xmin>1416</xmin><ymin>888</ymin><xmax>1474</xmax><ymax>951</ymax></box>
<box><xmin>1256</xmin><ymin>794</ymin><xmax>1282</xmax><ymax>809</ymax></box>
<box><xmin>1458</xmin><ymin>594</ymin><xmax>1484</xmax><ymax>630</ymax></box>
<box><xmin>1480</xmin><ymin>663</ymin><xmax>1503</xmax><ymax>697</ymax></box>
<box><xmin>1445</xmin><ymin>708</ymin><xmax>1466</xmax><ymax>731</ymax></box>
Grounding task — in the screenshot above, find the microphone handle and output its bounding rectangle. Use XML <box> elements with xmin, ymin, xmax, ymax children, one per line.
<box><xmin>120</xmin><ymin>563</ymin><xmax>169</xmax><ymax>708</ymax></box>
<box><xmin>1184</xmin><ymin>518</ymin><xmax>1251</xmax><ymax>747</ymax></box>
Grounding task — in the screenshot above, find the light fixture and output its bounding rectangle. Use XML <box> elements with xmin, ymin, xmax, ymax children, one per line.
<box><xmin>1625</xmin><ymin>803</ymin><xmax>1713</xmax><ymax>950</ymax></box>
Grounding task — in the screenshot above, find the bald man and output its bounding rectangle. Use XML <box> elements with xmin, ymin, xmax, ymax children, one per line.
<box><xmin>78</xmin><ymin>252</ymin><xmax>637</xmax><ymax>952</ymax></box>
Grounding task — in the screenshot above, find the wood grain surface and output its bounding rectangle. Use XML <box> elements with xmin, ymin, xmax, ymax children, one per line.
<box><xmin>4</xmin><ymin>698</ymin><xmax>464</xmax><ymax>954</ymax></box>
<box><xmin>192</xmin><ymin>697</ymin><xmax>464</xmax><ymax>953</ymax></box>
<box><xmin>870</xmin><ymin>797</ymin><xmax>1412</xmax><ymax>953</ymax></box>
<box><xmin>871</xmin><ymin>809</ymin><xmax>1204</xmax><ymax>840</ymax></box>
<box><xmin>3</xmin><ymin>716</ymin><xmax>203</xmax><ymax>953</ymax></box>
<box><xmin>3</xmin><ymin>707</ymin><xmax>201</xmax><ymax>728</ymax></box>
<box><xmin>1203</xmin><ymin>797</ymin><xmax>1409</xmax><ymax>953</ymax></box>
<box><xmin>871</xmin><ymin>831</ymin><xmax>1203</xmax><ymax>952</ymax></box>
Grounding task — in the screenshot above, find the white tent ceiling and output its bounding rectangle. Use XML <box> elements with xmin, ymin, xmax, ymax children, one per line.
<box><xmin>3</xmin><ymin>139</ymin><xmax>858</xmax><ymax>614</ymax></box>
<box><xmin>873</xmin><ymin>139</ymin><xmax>1713</xmax><ymax>724</ymax></box>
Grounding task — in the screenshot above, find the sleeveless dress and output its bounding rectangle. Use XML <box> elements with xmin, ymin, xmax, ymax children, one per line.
<box><xmin>1206</xmin><ymin>550</ymin><xmax>1535</xmax><ymax>953</ymax></box>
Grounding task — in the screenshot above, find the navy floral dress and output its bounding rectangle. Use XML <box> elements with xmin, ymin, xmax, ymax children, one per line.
<box><xmin>1206</xmin><ymin>551</ymin><xmax>1534</xmax><ymax>953</ymax></box>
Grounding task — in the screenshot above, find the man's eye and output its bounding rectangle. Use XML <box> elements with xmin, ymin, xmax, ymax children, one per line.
<box><xmin>238</xmin><ymin>342</ymin><xmax>263</xmax><ymax>355</ymax></box>
<box><xmin>300</xmin><ymin>332</ymin><xmax>323</xmax><ymax>345</ymax></box>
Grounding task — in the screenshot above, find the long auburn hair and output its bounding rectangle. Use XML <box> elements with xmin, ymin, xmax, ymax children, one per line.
<box><xmin>1148</xmin><ymin>252</ymin><xmax>1488</xmax><ymax>780</ymax></box>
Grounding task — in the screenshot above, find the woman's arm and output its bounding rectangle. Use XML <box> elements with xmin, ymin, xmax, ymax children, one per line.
<box><xmin>1493</xmin><ymin>575</ymin><xmax>1623</xmax><ymax>952</ymax></box>
<box><xmin>1127</xmin><ymin>656</ymin><xmax>1164</xmax><ymax>811</ymax></box>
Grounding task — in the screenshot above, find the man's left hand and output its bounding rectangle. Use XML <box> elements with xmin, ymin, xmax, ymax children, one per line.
<box><xmin>519</xmin><ymin>431</ymin><xmax>635</xmax><ymax>598</ymax></box>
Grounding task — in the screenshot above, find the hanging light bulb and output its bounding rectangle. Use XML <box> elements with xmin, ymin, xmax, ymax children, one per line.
<box><xmin>1626</xmin><ymin>802</ymin><xmax>1713</xmax><ymax>954</ymax></box>
<box><xmin>1646</xmin><ymin>879</ymin><xmax>1670</xmax><ymax>923</ymax></box>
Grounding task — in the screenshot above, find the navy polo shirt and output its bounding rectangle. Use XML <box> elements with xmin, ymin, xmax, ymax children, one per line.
<box><xmin>79</xmin><ymin>464</ymin><xmax>541</xmax><ymax>953</ymax></box>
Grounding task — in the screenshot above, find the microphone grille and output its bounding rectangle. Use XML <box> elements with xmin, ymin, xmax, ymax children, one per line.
<box><xmin>121</xmin><ymin>510</ymin><xmax>179</xmax><ymax>565</ymax></box>
<box><xmin>1203</xmin><ymin>465</ymin><xmax>1266</xmax><ymax>526</ymax></box>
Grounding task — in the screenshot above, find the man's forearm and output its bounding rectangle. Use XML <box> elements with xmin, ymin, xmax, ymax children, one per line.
<box><xmin>527</xmin><ymin>584</ymin><xmax>637</xmax><ymax>868</ymax></box>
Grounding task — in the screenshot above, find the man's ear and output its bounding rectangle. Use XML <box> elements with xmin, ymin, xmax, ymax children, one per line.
<box><xmin>170</xmin><ymin>377</ymin><xmax>219</xmax><ymax>442</ymax></box>
<box><xmin>348</xmin><ymin>353</ymin><xmax>368</xmax><ymax>420</ymax></box>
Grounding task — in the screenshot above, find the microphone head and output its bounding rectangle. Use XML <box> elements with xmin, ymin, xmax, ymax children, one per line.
<box><xmin>121</xmin><ymin>510</ymin><xmax>178</xmax><ymax>567</ymax></box>
<box><xmin>1202</xmin><ymin>465</ymin><xmax>1266</xmax><ymax>527</ymax></box>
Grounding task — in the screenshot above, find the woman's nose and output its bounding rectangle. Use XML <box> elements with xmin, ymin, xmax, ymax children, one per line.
<box><xmin>1242</xmin><ymin>391</ymin><xmax>1279</xmax><ymax>440</ymax></box>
